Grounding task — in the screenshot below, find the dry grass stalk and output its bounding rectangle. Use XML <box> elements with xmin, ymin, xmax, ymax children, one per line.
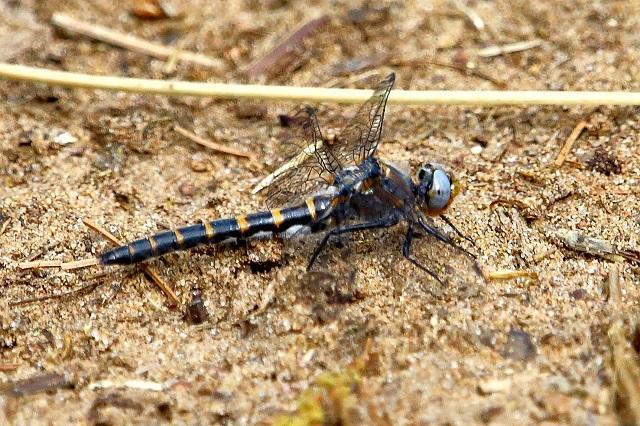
<box><xmin>17</xmin><ymin>260</ymin><xmax>62</xmax><ymax>269</ymax></box>
<box><xmin>2</xmin><ymin>63</ymin><xmax>640</xmax><ymax>106</ymax></box>
<box><xmin>554</xmin><ymin>120</ymin><xmax>587</xmax><ymax>167</ymax></box>
<box><xmin>174</xmin><ymin>125</ymin><xmax>254</xmax><ymax>158</ymax></box>
<box><xmin>607</xmin><ymin>264</ymin><xmax>640</xmax><ymax>423</ymax></box>
<box><xmin>484</xmin><ymin>269</ymin><xmax>538</xmax><ymax>281</ymax></box>
<box><xmin>477</xmin><ymin>39</ymin><xmax>543</xmax><ymax>57</ymax></box>
<box><xmin>9</xmin><ymin>281</ymin><xmax>102</xmax><ymax>307</ymax></box>
<box><xmin>51</xmin><ymin>13</ymin><xmax>223</xmax><ymax>69</ymax></box>
<box><xmin>61</xmin><ymin>258</ymin><xmax>100</xmax><ymax>270</ymax></box>
<box><xmin>451</xmin><ymin>0</ymin><xmax>485</xmax><ymax>31</ymax></box>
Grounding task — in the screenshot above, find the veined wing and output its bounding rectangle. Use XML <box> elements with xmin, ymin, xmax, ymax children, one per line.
<box><xmin>330</xmin><ymin>73</ymin><xmax>395</xmax><ymax>167</ymax></box>
<box><xmin>265</xmin><ymin>107</ymin><xmax>336</xmax><ymax>208</ymax></box>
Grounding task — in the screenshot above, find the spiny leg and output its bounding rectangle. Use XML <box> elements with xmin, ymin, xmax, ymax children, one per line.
<box><xmin>417</xmin><ymin>217</ymin><xmax>476</xmax><ymax>260</ymax></box>
<box><xmin>440</xmin><ymin>214</ymin><xmax>476</xmax><ymax>247</ymax></box>
<box><xmin>402</xmin><ymin>226</ymin><xmax>445</xmax><ymax>286</ymax></box>
<box><xmin>417</xmin><ymin>217</ymin><xmax>484</xmax><ymax>278</ymax></box>
<box><xmin>307</xmin><ymin>215</ymin><xmax>399</xmax><ymax>270</ymax></box>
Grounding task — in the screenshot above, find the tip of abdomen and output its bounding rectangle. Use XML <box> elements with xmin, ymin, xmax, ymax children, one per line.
<box><xmin>100</xmin><ymin>246</ymin><xmax>132</xmax><ymax>265</ymax></box>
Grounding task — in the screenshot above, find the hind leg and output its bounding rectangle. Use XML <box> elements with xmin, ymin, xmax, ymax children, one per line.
<box><xmin>307</xmin><ymin>215</ymin><xmax>399</xmax><ymax>270</ymax></box>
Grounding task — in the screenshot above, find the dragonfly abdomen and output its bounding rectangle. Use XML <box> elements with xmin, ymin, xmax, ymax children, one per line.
<box><xmin>100</xmin><ymin>196</ymin><xmax>328</xmax><ymax>265</ymax></box>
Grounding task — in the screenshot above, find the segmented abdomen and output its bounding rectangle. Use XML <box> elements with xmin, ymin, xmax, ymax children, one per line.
<box><xmin>100</xmin><ymin>196</ymin><xmax>328</xmax><ymax>265</ymax></box>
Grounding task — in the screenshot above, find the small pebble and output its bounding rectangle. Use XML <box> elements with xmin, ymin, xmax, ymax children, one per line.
<box><xmin>501</xmin><ymin>329</ymin><xmax>536</xmax><ymax>362</ymax></box>
<box><xmin>53</xmin><ymin>131</ymin><xmax>77</xmax><ymax>146</ymax></box>
<box><xmin>190</xmin><ymin>157</ymin><xmax>210</xmax><ymax>173</ymax></box>
<box><xmin>178</xmin><ymin>182</ymin><xmax>196</xmax><ymax>197</ymax></box>
<box><xmin>570</xmin><ymin>288</ymin><xmax>587</xmax><ymax>300</ymax></box>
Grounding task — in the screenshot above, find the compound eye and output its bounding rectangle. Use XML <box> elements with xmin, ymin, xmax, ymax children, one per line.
<box><xmin>417</xmin><ymin>167</ymin><xmax>426</xmax><ymax>180</ymax></box>
<box><xmin>427</xmin><ymin>169</ymin><xmax>451</xmax><ymax>210</ymax></box>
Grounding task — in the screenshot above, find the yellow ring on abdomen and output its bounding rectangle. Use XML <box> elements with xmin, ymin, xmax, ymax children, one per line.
<box><xmin>271</xmin><ymin>209</ymin><xmax>284</xmax><ymax>228</ymax></box>
<box><xmin>236</xmin><ymin>215</ymin><xmax>249</xmax><ymax>234</ymax></box>
<box><xmin>305</xmin><ymin>198</ymin><xmax>317</xmax><ymax>220</ymax></box>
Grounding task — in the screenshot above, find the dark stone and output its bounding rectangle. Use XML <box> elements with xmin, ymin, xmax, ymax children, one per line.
<box><xmin>501</xmin><ymin>329</ymin><xmax>537</xmax><ymax>362</ymax></box>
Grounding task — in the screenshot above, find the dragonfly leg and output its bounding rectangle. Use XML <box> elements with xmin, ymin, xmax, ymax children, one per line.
<box><xmin>417</xmin><ymin>216</ymin><xmax>484</xmax><ymax>279</ymax></box>
<box><xmin>307</xmin><ymin>215</ymin><xmax>399</xmax><ymax>270</ymax></box>
<box><xmin>440</xmin><ymin>214</ymin><xmax>476</xmax><ymax>247</ymax></box>
<box><xmin>402</xmin><ymin>227</ymin><xmax>445</xmax><ymax>285</ymax></box>
<box><xmin>417</xmin><ymin>216</ymin><xmax>477</xmax><ymax>260</ymax></box>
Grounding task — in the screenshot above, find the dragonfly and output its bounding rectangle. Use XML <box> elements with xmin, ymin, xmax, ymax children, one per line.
<box><xmin>100</xmin><ymin>73</ymin><xmax>477</xmax><ymax>284</ymax></box>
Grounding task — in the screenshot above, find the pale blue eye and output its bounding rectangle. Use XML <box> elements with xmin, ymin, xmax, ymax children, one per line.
<box><xmin>427</xmin><ymin>170</ymin><xmax>451</xmax><ymax>210</ymax></box>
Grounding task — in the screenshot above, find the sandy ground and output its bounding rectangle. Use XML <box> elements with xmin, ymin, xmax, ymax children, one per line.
<box><xmin>1</xmin><ymin>0</ymin><xmax>640</xmax><ymax>424</ymax></box>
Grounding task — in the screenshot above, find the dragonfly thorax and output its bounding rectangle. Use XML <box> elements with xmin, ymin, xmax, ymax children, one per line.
<box><xmin>333</xmin><ymin>157</ymin><xmax>382</xmax><ymax>196</ymax></box>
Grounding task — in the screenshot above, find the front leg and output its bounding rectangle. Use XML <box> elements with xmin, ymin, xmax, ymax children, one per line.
<box><xmin>417</xmin><ymin>216</ymin><xmax>483</xmax><ymax>279</ymax></box>
<box><xmin>402</xmin><ymin>226</ymin><xmax>445</xmax><ymax>285</ymax></box>
<box><xmin>440</xmin><ymin>214</ymin><xmax>476</xmax><ymax>247</ymax></box>
<box><xmin>307</xmin><ymin>214</ymin><xmax>400</xmax><ymax>270</ymax></box>
<box><xmin>417</xmin><ymin>216</ymin><xmax>476</xmax><ymax>260</ymax></box>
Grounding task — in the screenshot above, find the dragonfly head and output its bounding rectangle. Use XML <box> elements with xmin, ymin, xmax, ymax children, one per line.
<box><xmin>415</xmin><ymin>163</ymin><xmax>459</xmax><ymax>216</ymax></box>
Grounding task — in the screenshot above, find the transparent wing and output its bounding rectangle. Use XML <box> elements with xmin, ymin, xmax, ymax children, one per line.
<box><xmin>330</xmin><ymin>73</ymin><xmax>395</xmax><ymax>167</ymax></box>
<box><xmin>266</xmin><ymin>107</ymin><xmax>335</xmax><ymax>208</ymax></box>
<box><xmin>265</xmin><ymin>74</ymin><xmax>394</xmax><ymax>208</ymax></box>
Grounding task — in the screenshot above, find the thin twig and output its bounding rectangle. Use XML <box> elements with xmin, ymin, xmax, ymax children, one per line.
<box><xmin>0</xmin><ymin>373</ymin><xmax>72</xmax><ymax>397</ymax></box>
<box><xmin>82</xmin><ymin>219</ymin><xmax>121</xmax><ymax>246</ymax></box>
<box><xmin>554</xmin><ymin>120</ymin><xmax>587</xmax><ymax>167</ymax></box>
<box><xmin>0</xmin><ymin>363</ymin><xmax>19</xmax><ymax>372</ymax></box>
<box><xmin>2</xmin><ymin>63</ymin><xmax>640</xmax><ymax>105</ymax></box>
<box><xmin>82</xmin><ymin>219</ymin><xmax>180</xmax><ymax>307</ymax></box>
<box><xmin>174</xmin><ymin>125</ymin><xmax>254</xmax><ymax>158</ymax></box>
<box><xmin>51</xmin><ymin>13</ymin><xmax>223</xmax><ymax>69</ymax></box>
<box><xmin>451</xmin><ymin>0</ymin><xmax>485</xmax><ymax>31</ymax></box>
<box><xmin>609</xmin><ymin>263</ymin><xmax>621</xmax><ymax>309</ymax></box>
<box><xmin>477</xmin><ymin>39</ymin><xmax>543</xmax><ymax>57</ymax></box>
<box><xmin>88</xmin><ymin>379</ymin><xmax>168</xmax><ymax>391</ymax></box>
<box><xmin>18</xmin><ymin>260</ymin><xmax>62</xmax><ymax>269</ymax></box>
<box><xmin>484</xmin><ymin>269</ymin><xmax>538</xmax><ymax>281</ymax></box>
<box><xmin>9</xmin><ymin>281</ymin><xmax>102</xmax><ymax>307</ymax></box>
<box><xmin>61</xmin><ymin>258</ymin><xmax>100</xmax><ymax>270</ymax></box>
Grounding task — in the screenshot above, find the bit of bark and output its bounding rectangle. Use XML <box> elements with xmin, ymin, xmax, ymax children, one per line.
<box><xmin>130</xmin><ymin>0</ymin><xmax>178</xmax><ymax>20</ymax></box>
<box><xmin>0</xmin><ymin>373</ymin><xmax>73</xmax><ymax>397</ymax></box>
<box><xmin>244</xmin><ymin>15</ymin><xmax>330</xmax><ymax>78</ymax></box>
<box><xmin>87</xmin><ymin>394</ymin><xmax>144</xmax><ymax>424</ymax></box>
<box><xmin>586</xmin><ymin>146</ymin><xmax>622</xmax><ymax>175</ymax></box>
<box><xmin>186</xmin><ymin>287</ymin><xmax>208</xmax><ymax>324</ymax></box>
<box><xmin>546</xmin><ymin>227</ymin><xmax>640</xmax><ymax>263</ymax></box>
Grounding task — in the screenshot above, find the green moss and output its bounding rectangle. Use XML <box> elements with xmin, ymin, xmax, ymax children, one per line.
<box><xmin>272</xmin><ymin>368</ymin><xmax>363</xmax><ymax>426</ymax></box>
